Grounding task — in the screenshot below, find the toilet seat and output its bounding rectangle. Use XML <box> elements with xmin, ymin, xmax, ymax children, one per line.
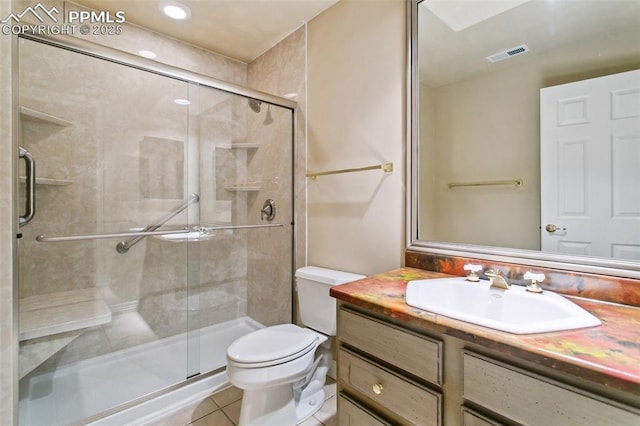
<box><xmin>227</xmin><ymin>324</ymin><xmax>319</xmax><ymax>368</ymax></box>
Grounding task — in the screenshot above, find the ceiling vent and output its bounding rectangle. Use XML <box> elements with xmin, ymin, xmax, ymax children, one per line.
<box><xmin>486</xmin><ymin>44</ymin><xmax>530</xmax><ymax>63</ymax></box>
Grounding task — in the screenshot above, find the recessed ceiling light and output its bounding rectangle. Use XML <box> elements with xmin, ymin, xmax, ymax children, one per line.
<box><xmin>283</xmin><ymin>93</ymin><xmax>298</xmax><ymax>99</ymax></box>
<box><xmin>159</xmin><ymin>0</ymin><xmax>191</xmax><ymax>20</ymax></box>
<box><xmin>174</xmin><ymin>98</ymin><xmax>190</xmax><ymax>105</ymax></box>
<box><xmin>138</xmin><ymin>50</ymin><xmax>157</xmax><ymax>59</ymax></box>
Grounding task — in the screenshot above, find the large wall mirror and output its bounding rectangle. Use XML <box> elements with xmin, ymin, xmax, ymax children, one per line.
<box><xmin>408</xmin><ymin>0</ymin><xmax>640</xmax><ymax>278</ymax></box>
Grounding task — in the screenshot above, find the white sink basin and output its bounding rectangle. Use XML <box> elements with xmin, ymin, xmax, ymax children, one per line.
<box><xmin>405</xmin><ymin>277</ymin><xmax>601</xmax><ymax>334</ymax></box>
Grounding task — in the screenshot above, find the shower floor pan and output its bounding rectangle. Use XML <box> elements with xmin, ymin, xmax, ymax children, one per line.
<box><xmin>18</xmin><ymin>316</ymin><xmax>262</xmax><ymax>426</ymax></box>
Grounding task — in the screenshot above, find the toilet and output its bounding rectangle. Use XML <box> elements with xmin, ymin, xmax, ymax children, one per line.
<box><xmin>226</xmin><ymin>266</ymin><xmax>365</xmax><ymax>426</ymax></box>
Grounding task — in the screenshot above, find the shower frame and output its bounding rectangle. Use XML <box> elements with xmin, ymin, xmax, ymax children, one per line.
<box><xmin>10</xmin><ymin>30</ymin><xmax>299</xmax><ymax>423</ymax></box>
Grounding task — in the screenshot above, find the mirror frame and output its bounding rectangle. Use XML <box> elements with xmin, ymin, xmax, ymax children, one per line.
<box><xmin>406</xmin><ymin>0</ymin><xmax>640</xmax><ymax>280</ymax></box>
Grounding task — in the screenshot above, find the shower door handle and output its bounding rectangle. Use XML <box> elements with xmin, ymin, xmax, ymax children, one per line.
<box><xmin>19</xmin><ymin>147</ymin><xmax>36</xmax><ymax>227</ymax></box>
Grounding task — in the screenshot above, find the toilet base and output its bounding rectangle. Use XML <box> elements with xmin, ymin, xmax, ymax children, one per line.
<box><xmin>296</xmin><ymin>387</ymin><xmax>326</xmax><ymax>424</ymax></box>
<box><xmin>238</xmin><ymin>385</ymin><xmax>325</xmax><ymax>426</ymax></box>
<box><xmin>237</xmin><ymin>341</ymin><xmax>332</xmax><ymax>425</ymax></box>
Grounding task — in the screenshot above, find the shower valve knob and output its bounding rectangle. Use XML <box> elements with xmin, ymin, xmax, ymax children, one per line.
<box><xmin>261</xmin><ymin>199</ymin><xmax>276</xmax><ymax>221</ymax></box>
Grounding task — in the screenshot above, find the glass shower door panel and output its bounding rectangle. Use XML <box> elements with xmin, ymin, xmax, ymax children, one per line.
<box><xmin>18</xmin><ymin>38</ymin><xmax>195</xmax><ymax>424</ymax></box>
<box><xmin>195</xmin><ymin>85</ymin><xmax>294</xmax><ymax>374</ymax></box>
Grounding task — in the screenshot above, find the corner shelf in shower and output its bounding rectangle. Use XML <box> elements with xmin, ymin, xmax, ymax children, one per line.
<box><xmin>19</xmin><ymin>176</ymin><xmax>73</xmax><ymax>186</ymax></box>
<box><xmin>218</xmin><ymin>142</ymin><xmax>260</xmax><ymax>150</ymax></box>
<box><xmin>19</xmin><ymin>288</ymin><xmax>112</xmax><ymax>341</ymax></box>
<box><xmin>20</xmin><ymin>106</ymin><xmax>72</xmax><ymax>127</ymax></box>
<box><xmin>224</xmin><ymin>183</ymin><xmax>262</xmax><ymax>192</ymax></box>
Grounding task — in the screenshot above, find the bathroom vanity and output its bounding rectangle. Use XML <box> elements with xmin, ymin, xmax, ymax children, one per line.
<box><xmin>331</xmin><ymin>268</ymin><xmax>640</xmax><ymax>425</ymax></box>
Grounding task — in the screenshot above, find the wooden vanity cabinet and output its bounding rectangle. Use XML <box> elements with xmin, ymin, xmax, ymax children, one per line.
<box><xmin>338</xmin><ymin>393</ymin><xmax>393</xmax><ymax>426</ymax></box>
<box><xmin>336</xmin><ymin>302</ymin><xmax>640</xmax><ymax>426</ymax></box>
<box><xmin>337</xmin><ymin>305</ymin><xmax>443</xmax><ymax>425</ymax></box>
<box><xmin>462</xmin><ymin>351</ymin><xmax>640</xmax><ymax>425</ymax></box>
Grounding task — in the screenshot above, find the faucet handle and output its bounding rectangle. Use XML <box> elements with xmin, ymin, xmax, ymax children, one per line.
<box><xmin>524</xmin><ymin>271</ymin><xmax>545</xmax><ymax>293</ymax></box>
<box><xmin>464</xmin><ymin>263</ymin><xmax>482</xmax><ymax>282</ymax></box>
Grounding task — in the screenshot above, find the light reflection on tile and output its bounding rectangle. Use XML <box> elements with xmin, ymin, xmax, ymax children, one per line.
<box><xmin>153</xmin><ymin>382</ymin><xmax>337</xmax><ymax>426</ymax></box>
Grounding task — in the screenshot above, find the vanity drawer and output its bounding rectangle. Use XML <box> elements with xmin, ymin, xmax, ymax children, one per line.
<box><xmin>463</xmin><ymin>351</ymin><xmax>640</xmax><ymax>425</ymax></box>
<box><xmin>461</xmin><ymin>407</ymin><xmax>504</xmax><ymax>426</ymax></box>
<box><xmin>339</xmin><ymin>348</ymin><xmax>441</xmax><ymax>426</ymax></box>
<box><xmin>339</xmin><ymin>393</ymin><xmax>392</xmax><ymax>426</ymax></box>
<box><xmin>338</xmin><ymin>307</ymin><xmax>442</xmax><ymax>385</ymax></box>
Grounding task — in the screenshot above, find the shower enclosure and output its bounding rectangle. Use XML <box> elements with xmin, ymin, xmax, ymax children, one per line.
<box><xmin>15</xmin><ymin>33</ymin><xmax>295</xmax><ymax>425</ymax></box>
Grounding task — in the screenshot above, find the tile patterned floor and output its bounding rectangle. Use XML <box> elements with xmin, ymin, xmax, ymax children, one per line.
<box><xmin>145</xmin><ymin>379</ymin><xmax>337</xmax><ymax>426</ymax></box>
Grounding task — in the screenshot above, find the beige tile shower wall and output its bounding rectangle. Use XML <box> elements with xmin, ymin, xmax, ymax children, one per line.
<box><xmin>137</xmin><ymin>236</ymin><xmax>248</xmax><ymax>339</ymax></box>
<box><xmin>0</xmin><ymin>1</ymin><xmax>17</xmax><ymax>422</ymax></box>
<box><xmin>195</xmin><ymin>87</ymin><xmax>251</xmax><ymax>332</ymax></box>
<box><xmin>245</xmin><ymin>27</ymin><xmax>306</xmax><ymax>326</ymax></box>
<box><xmin>19</xmin><ymin>39</ymin><xmax>192</xmax><ymax>302</ymax></box>
<box><xmin>13</xmin><ymin>0</ymin><xmax>248</xmax><ymax>300</ymax></box>
<box><xmin>307</xmin><ymin>0</ymin><xmax>406</xmax><ymax>276</ymax></box>
<box><xmin>18</xmin><ymin>42</ymin><xmax>97</xmax><ymax>297</ymax></box>
<box><xmin>10</xmin><ymin>0</ymin><xmax>254</xmax><ymax>363</ymax></box>
<box><xmin>12</xmin><ymin>0</ymin><xmax>247</xmax><ymax>86</ymax></box>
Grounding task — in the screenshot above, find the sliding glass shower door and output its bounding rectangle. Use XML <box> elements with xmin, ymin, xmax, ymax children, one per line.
<box><xmin>17</xmin><ymin>35</ymin><xmax>293</xmax><ymax>425</ymax></box>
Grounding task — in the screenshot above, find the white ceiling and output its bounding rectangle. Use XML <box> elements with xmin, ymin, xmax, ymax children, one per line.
<box><xmin>423</xmin><ymin>0</ymin><xmax>529</xmax><ymax>32</ymax></box>
<box><xmin>419</xmin><ymin>0</ymin><xmax>640</xmax><ymax>87</ymax></box>
<box><xmin>72</xmin><ymin>1</ymin><xmax>640</xmax><ymax>82</ymax></box>
<box><xmin>74</xmin><ymin>0</ymin><xmax>339</xmax><ymax>63</ymax></box>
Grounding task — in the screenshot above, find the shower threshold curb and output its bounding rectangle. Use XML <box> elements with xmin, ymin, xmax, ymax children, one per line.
<box><xmin>86</xmin><ymin>370</ymin><xmax>229</xmax><ymax>426</ymax></box>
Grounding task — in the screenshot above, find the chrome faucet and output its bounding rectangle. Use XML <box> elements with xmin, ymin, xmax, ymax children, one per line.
<box><xmin>485</xmin><ymin>269</ymin><xmax>510</xmax><ymax>290</ymax></box>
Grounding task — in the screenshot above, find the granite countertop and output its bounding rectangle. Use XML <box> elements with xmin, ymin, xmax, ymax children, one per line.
<box><xmin>330</xmin><ymin>267</ymin><xmax>640</xmax><ymax>397</ymax></box>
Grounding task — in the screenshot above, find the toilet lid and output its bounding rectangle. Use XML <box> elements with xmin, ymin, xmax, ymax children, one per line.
<box><xmin>227</xmin><ymin>324</ymin><xmax>318</xmax><ymax>364</ymax></box>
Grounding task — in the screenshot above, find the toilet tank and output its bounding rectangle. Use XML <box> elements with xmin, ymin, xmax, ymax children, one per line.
<box><xmin>296</xmin><ymin>266</ymin><xmax>365</xmax><ymax>336</ymax></box>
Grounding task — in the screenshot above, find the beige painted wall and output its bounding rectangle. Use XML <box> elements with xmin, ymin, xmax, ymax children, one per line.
<box><xmin>418</xmin><ymin>82</ymin><xmax>437</xmax><ymax>240</ymax></box>
<box><xmin>419</xmin><ymin>27</ymin><xmax>640</xmax><ymax>251</ymax></box>
<box><xmin>307</xmin><ymin>0</ymin><xmax>406</xmax><ymax>276</ymax></box>
<box><xmin>422</xmin><ymin>66</ymin><xmax>541</xmax><ymax>250</ymax></box>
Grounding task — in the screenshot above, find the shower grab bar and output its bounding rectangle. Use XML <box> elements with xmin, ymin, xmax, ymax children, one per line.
<box><xmin>35</xmin><ymin>223</ymin><xmax>285</xmax><ymax>243</ymax></box>
<box><xmin>115</xmin><ymin>193</ymin><xmax>200</xmax><ymax>253</ymax></box>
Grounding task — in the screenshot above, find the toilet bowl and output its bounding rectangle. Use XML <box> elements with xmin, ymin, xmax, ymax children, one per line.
<box><xmin>225</xmin><ymin>266</ymin><xmax>365</xmax><ymax>426</ymax></box>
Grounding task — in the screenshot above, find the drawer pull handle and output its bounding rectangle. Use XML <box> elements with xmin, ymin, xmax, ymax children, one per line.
<box><xmin>372</xmin><ymin>383</ymin><xmax>384</xmax><ymax>395</ymax></box>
